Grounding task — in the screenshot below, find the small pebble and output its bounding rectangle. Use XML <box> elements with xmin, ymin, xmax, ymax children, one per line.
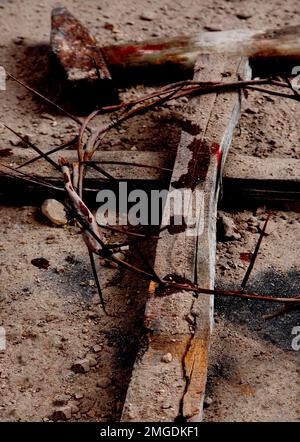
<box><xmin>41</xmin><ymin>113</ymin><xmax>56</xmax><ymax>122</ymax></box>
<box><xmin>245</xmin><ymin>107</ymin><xmax>258</xmax><ymax>114</ymax></box>
<box><xmin>41</xmin><ymin>199</ymin><xmax>67</xmax><ymax>226</ymax></box>
<box><xmin>96</xmin><ymin>377</ymin><xmax>111</xmax><ymax>388</ymax></box>
<box><xmin>139</xmin><ymin>12</ymin><xmax>156</xmax><ymax>21</ymax></box>
<box><xmin>87</xmin><ymin>356</ymin><xmax>97</xmax><ymax>367</ymax></box>
<box><xmin>71</xmin><ymin>358</ymin><xmax>90</xmax><ymax>373</ymax></box>
<box><xmin>52</xmin><ymin>405</ymin><xmax>72</xmax><ymax>421</ymax></box>
<box><xmin>236</xmin><ymin>12</ymin><xmax>252</xmax><ymax>20</ymax></box>
<box><xmin>204</xmin><ymin>396</ymin><xmax>213</xmax><ymax>406</ymax></box>
<box><xmin>70</xmin><ymin>403</ymin><xmax>79</xmax><ymax>414</ymax></box>
<box><xmin>113</xmin><ymin>251</ymin><xmax>125</xmax><ymax>261</ymax></box>
<box><xmin>120</xmin><ymin>245</ymin><xmax>130</xmax><ymax>252</ymax></box>
<box><xmin>161</xmin><ymin>353</ymin><xmax>173</xmax><ymax>363</ymax></box>
<box><xmin>52</xmin><ymin>394</ymin><xmax>69</xmax><ymax>406</ymax></box>
<box><xmin>219</xmin><ymin>213</ymin><xmax>241</xmax><ymax>241</ymax></box>
<box><xmin>87</xmin><ymin>311</ymin><xmax>98</xmax><ymax>319</ymax></box>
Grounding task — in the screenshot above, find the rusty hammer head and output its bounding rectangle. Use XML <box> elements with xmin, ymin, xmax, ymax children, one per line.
<box><xmin>51</xmin><ymin>5</ymin><xmax>112</xmax><ymax>83</ymax></box>
<box><xmin>51</xmin><ymin>5</ymin><xmax>117</xmax><ymax>111</ymax></box>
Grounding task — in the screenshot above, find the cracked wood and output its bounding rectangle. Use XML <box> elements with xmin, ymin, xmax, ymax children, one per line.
<box><xmin>121</xmin><ymin>54</ymin><xmax>251</xmax><ymax>422</ymax></box>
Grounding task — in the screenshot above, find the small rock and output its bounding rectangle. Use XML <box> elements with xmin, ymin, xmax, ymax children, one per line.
<box><xmin>38</xmin><ymin>121</ymin><xmax>51</xmax><ymax>136</ymax></box>
<box><xmin>9</xmin><ymin>135</ymin><xmax>21</xmax><ymax>147</ymax></box>
<box><xmin>13</xmin><ymin>36</ymin><xmax>25</xmax><ymax>45</ymax></box>
<box><xmin>74</xmin><ymin>392</ymin><xmax>84</xmax><ymax>400</ymax></box>
<box><xmin>228</xmin><ymin>261</ymin><xmax>237</xmax><ymax>269</ymax></box>
<box><xmin>236</xmin><ymin>12</ymin><xmax>252</xmax><ymax>20</ymax></box>
<box><xmin>113</xmin><ymin>251</ymin><xmax>125</xmax><ymax>261</ymax></box>
<box><xmin>219</xmin><ymin>213</ymin><xmax>241</xmax><ymax>241</ymax></box>
<box><xmin>52</xmin><ymin>405</ymin><xmax>72</xmax><ymax>421</ymax></box>
<box><xmin>41</xmin><ymin>113</ymin><xmax>56</xmax><ymax>122</ymax></box>
<box><xmin>161</xmin><ymin>353</ymin><xmax>173</xmax><ymax>363</ymax></box>
<box><xmin>259</xmin><ymin>220</ymin><xmax>275</xmax><ymax>236</ymax></box>
<box><xmin>41</xmin><ymin>199</ymin><xmax>67</xmax><ymax>226</ymax></box>
<box><xmin>54</xmin><ymin>266</ymin><xmax>65</xmax><ymax>274</ymax></box>
<box><xmin>52</xmin><ymin>394</ymin><xmax>69</xmax><ymax>406</ymax></box>
<box><xmin>204</xmin><ymin>396</ymin><xmax>213</xmax><ymax>406</ymax></box>
<box><xmin>87</xmin><ymin>356</ymin><xmax>97</xmax><ymax>367</ymax></box>
<box><xmin>71</xmin><ymin>358</ymin><xmax>90</xmax><ymax>373</ymax></box>
<box><xmin>17</xmin><ymin>94</ymin><xmax>27</xmax><ymax>101</ymax></box>
<box><xmin>139</xmin><ymin>11</ymin><xmax>156</xmax><ymax>21</ymax></box>
<box><xmin>86</xmin><ymin>409</ymin><xmax>96</xmax><ymax>418</ymax></box>
<box><xmin>63</xmin><ymin>370</ymin><xmax>75</xmax><ymax>381</ymax></box>
<box><xmin>104</xmin><ymin>22</ymin><xmax>115</xmax><ymax>31</ymax></box>
<box><xmin>45</xmin><ymin>235</ymin><xmax>56</xmax><ymax>244</ymax></box>
<box><xmin>120</xmin><ymin>245</ymin><xmax>130</xmax><ymax>252</ymax></box>
<box><xmin>204</xmin><ymin>25</ymin><xmax>223</xmax><ymax>32</ymax></box>
<box><xmin>247</xmin><ymin>226</ymin><xmax>258</xmax><ymax>233</ymax></box>
<box><xmin>93</xmin><ymin>344</ymin><xmax>102</xmax><ymax>353</ymax></box>
<box><xmin>70</xmin><ymin>403</ymin><xmax>79</xmax><ymax>414</ymax></box>
<box><xmin>31</xmin><ymin>257</ymin><xmax>50</xmax><ymax>270</ymax></box>
<box><xmin>255</xmin><ymin>206</ymin><xmax>267</xmax><ymax>216</ymax></box>
<box><xmin>96</xmin><ymin>377</ymin><xmax>111</xmax><ymax>389</ymax></box>
<box><xmin>247</xmin><ymin>216</ymin><xmax>259</xmax><ymax>227</ymax></box>
<box><xmin>245</xmin><ymin>107</ymin><xmax>259</xmax><ymax>115</ymax></box>
<box><xmin>87</xmin><ymin>311</ymin><xmax>98</xmax><ymax>320</ymax></box>
<box><xmin>280</xmin><ymin>214</ymin><xmax>288</xmax><ymax>220</ymax></box>
<box><xmin>220</xmin><ymin>264</ymin><xmax>229</xmax><ymax>271</ymax></box>
<box><xmin>185</xmin><ymin>313</ymin><xmax>194</xmax><ymax>325</ymax></box>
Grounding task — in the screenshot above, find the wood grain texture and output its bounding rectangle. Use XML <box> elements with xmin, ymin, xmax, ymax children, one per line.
<box><xmin>1</xmin><ymin>151</ymin><xmax>299</xmax><ymax>205</ymax></box>
<box><xmin>121</xmin><ymin>55</ymin><xmax>251</xmax><ymax>422</ymax></box>
<box><xmin>223</xmin><ymin>154</ymin><xmax>300</xmax><ymax>205</ymax></box>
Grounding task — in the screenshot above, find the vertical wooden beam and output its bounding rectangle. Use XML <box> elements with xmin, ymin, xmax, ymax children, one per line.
<box><xmin>122</xmin><ymin>55</ymin><xmax>251</xmax><ymax>422</ymax></box>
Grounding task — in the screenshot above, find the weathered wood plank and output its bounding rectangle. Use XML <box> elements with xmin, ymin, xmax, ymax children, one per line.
<box><xmin>1</xmin><ymin>149</ymin><xmax>174</xmax><ymax>181</ymax></box>
<box><xmin>1</xmin><ymin>150</ymin><xmax>299</xmax><ymax>205</ymax></box>
<box><xmin>225</xmin><ymin>154</ymin><xmax>300</xmax><ymax>181</ymax></box>
<box><xmin>0</xmin><ymin>150</ymin><xmax>173</xmax><ymax>205</ymax></box>
<box><xmin>4</xmin><ymin>149</ymin><xmax>299</xmax><ymax>182</ymax></box>
<box><xmin>223</xmin><ymin>154</ymin><xmax>300</xmax><ymax>205</ymax></box>
<box><xmin>121</xmin><ymin>55</ymin><xmax>251</xmax><ymax>422</ymax></box>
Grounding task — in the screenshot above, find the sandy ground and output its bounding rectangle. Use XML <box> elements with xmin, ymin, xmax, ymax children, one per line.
<box><xmin>0</xmin><ymin>0</ymin><xmax>299</xmax><ymax>422</ymax></box>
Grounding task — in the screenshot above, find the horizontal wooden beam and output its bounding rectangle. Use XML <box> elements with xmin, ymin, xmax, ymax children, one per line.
<box><xmin>0</xmin><ymin>151</ymin><xmax>299</xmax><ymax>205</ymax></box>
<box><xmin>223</xmin><ymin>154</ymin><xmax>300</xmax><ymax>205</ymax></box>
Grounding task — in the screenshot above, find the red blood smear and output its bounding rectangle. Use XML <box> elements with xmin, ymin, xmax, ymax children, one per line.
<box><xmin>107</xmin><ymin>42</ymin><xmax>181</xmax><ymax>62</ymax></box>
<box><xmin>63</xmin><ymin>172</ymin><xmax>70</xmax><ymax>183</ymax></box>
<box><xmin>79</xmin><ymin>201</ymin><xmax>89</xmax><ymax>217</ymax></box>
<box><xmin>210</xmin><ymin>142</ymin><xmax>222</xmax><ymax>166</ymax></box>
<box><xmin>240</xmin><ymin>252</ymin><xmax>253</xmax><ymax>262</ymax></box>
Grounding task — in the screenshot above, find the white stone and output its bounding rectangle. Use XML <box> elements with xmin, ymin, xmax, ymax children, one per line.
<box><xmin>41</xmin><ymin>199</ymin><xmax>67</xmax><ymax>226</ymax></box>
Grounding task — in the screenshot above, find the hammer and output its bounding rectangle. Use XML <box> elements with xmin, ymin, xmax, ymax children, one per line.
<box><xmin>51</xmin><ymin>5</ymin><xmax>300</xmax><ymax>104</ymax></box>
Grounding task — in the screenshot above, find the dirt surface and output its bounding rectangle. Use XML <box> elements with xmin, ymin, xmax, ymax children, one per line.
<box><xmin>0</xmin><ymin>0</ymin><xmax>299</xmax><ymax>422</ymax></box>
<box><xmin>208</xmin><ymin>209</ymin><xmax>300</xmax><ymax>421</ymax></box>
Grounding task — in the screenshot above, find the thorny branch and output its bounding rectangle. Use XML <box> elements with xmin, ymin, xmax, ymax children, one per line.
<box><xmin>1</xmin><ymin>72</ymin><xmax>300</xmax><ymax>315</ymax></box>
